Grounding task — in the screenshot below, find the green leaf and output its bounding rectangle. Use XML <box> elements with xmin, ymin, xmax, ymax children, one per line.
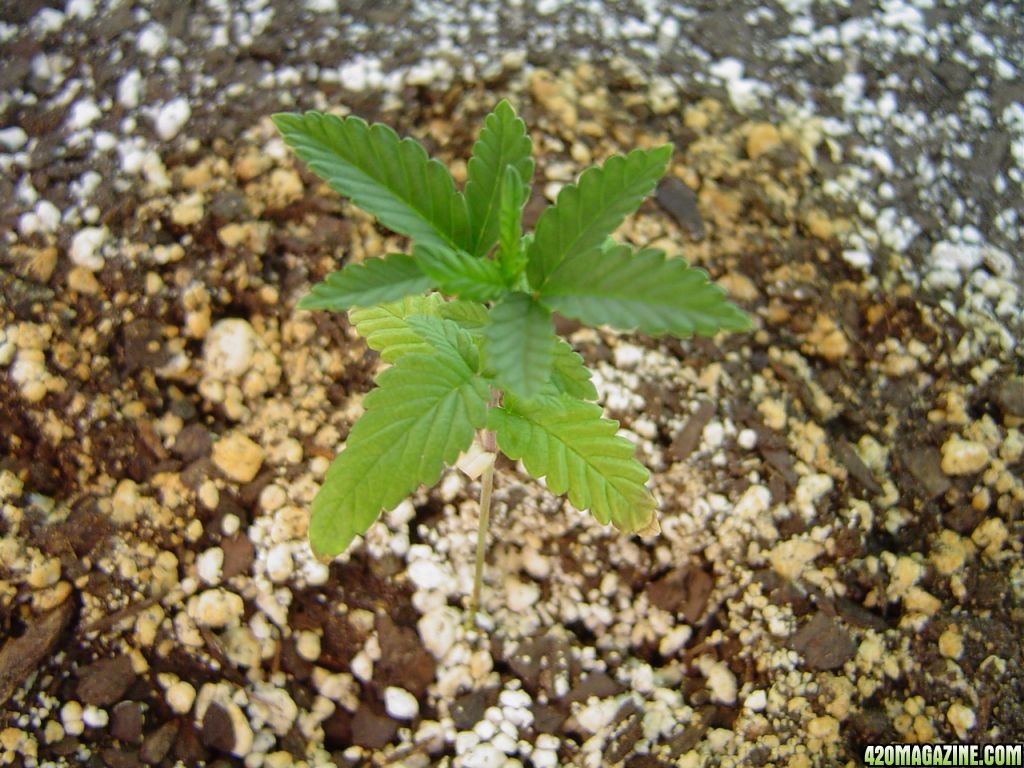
<box><xmin>497</xmin><ymin>166</ymin><xmax>528</xmax><ymax>283</ymax></box>
<box><xmin>550</xmin><ymin>339</ymin><xmax>598</xmax><ymax>401</ymax></box>
<box><xmin>309</xmin><ymin>338</ymin><xmax>489</xmax><ymax>558</ymax></box>
<box><xmin>297</xmin><ymin>254</ymin><xmax>432</xmax><ymax>311</ymax></box>
<box><xmin>539</xmin><ymin>241</ymin><xmax>752</xmax><ymax>337</ymax></box>
<box><xmin>488</xmin><ymin>394</ymin><xmax>656</xmax><ymax>532</ymax></box>
<box><xmin>416</xmin><ymin>245</ymin><xmax>508</xmax><ymax>302</ymax></box>
<box><xmin>273</xmin><ymin>111</ymin><xmax>471</xmax><ymax>252</ymax></box>
<box><xmin>484</xmin><ymin>292</ymin><xmax>556</xmax><ymax>399</ymax></box>
<box><xmin>406</xmin><ymin>315</ymin><xmax>481</xmax><ymax>372</ymax></box>
<box><xmin>526</xmin><ymin>145</ymin><xmax>672</xmax><ymax>289</ymax></box>
<box><xmin>438</xmin><ymin>299</ymin><xmax>490</xmax><ymax>330</ymax></box>
<box><xmin>350</xmin><ymin>294</ymin><xmax>487</xmax><ymax>362</ymax></box>
<box><xmin>465</xmin><ymin>101</ymin><xmax>534</xmax><ymax>256</ymax></box>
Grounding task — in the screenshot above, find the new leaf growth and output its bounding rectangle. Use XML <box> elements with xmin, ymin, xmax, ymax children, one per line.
<box><xmin>273</xmin><ymin>101</ymin><xmax>751</xmax><ymax>559</ymax></box>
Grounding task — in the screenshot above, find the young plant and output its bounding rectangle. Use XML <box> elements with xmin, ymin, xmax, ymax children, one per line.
<box><xmin>273</xmin><ymin>101</ymin><xmax>749</xmax><ymax>613</ymax></box>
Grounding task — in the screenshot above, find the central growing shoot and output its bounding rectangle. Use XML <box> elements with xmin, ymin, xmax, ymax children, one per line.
<box><xmin>273</xmin><ymin>101</ymin><xmax>749</xmax><ymax>614</ymax></box>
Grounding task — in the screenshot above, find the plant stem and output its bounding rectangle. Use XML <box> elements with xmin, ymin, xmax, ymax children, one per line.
<box><xmin>469</xmin><ymin>429</ymin><xmax>498</xmax><ymax>623</ymax></box>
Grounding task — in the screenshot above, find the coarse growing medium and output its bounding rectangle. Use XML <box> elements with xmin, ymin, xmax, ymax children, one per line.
<box><xmin>272</xmin><ymin>101</ymin><xmax>749</xmax><ymax>605</ymax></box>
<box><xmin>1</xmin><ymin>2</ymin><xmax>1023</xmax><ymax>767</ymax></box>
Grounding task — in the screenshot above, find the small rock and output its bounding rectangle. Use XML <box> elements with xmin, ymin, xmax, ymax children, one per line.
<box><xmin>505</xmin><ymin>578</ymin><xmax>540</xmax><ymax>612</ymax></box>
<box><xmin>204</xmin><ymin>318</ymin><xmax>258</xmax><ymax>379</ymax></box>
<box><xmin>196</xmin><ymin>547</ymin><xmax>224</xmax><ymax>585</ymax></box>
<box><xmin>644</xmin><ymin>567</ymin><xmax>713</xmax><ymax>624</ymax></box>
<box><xmin>699</xmin><ymin>659</ymin><xmax>737</xmax><ymax>705</ymax></box>
<box><xmin>200</xmin><ymin>703</ymin><xmax>236</xmax><ymax>754</ymax></box>
<box><xmin>141</xmin><ymin>721</ymin><xmax>179</xmax><ymax>765</ymax></box>
<box><xmin>947</xmin><ymin>702</ymin><xmax>975</xmax><ymax>740</ymax></box>
<box><xmin>199</xmin><ymin>692</ymin><xmax>253</xmax><ymax>757</ymax></box>
<box><xmin>69</xmin><ymin>226</ymin><xmax>108</xmax><ymax>272</ymax></box>
<box><xmin>294</xmin><ymin>630</ymin><xmax>321</xmax><ymax>662</ymax></box>
<box><xmin>221</xmin><ymin>534</ymin><xmax>255</xmax><ymax>578</ymax></box>
<box><xmin>188</xmin><ymin>588</ymin><xmax>244</xmax><ymax>629</ymax></box>
<box><xmin>744</xmin><ymin>690</ymin><xmax>767</xmax><ymax>711</ymax></box>
<box><xmin>417</xmin><ymin>606</ymin><xmax>459</xmax><ymax>660</ymax></box>
<box><xmin>460</xmin><ymin>743</ymin><xmax>507</xmax><ymax>768</ymax></box>
<box><xmin>322</xmin><ymin>707</ymin><xmax>352</xmax><ymax>749</ymax></box>
<box><xmin>656</xmin><ymin>177</ymin><xmax>705</xmax><ymax>240</ymax></box>
<box><xmin>788</xmin><ymin>613</ymin><xmax>856</xmax><ymax>671</ymax></box>
<box><xmin>77</xmin><ymin>655</ymin><xmax>136</xmax><ymax>706</ymax></box>
<box><xmin>265</xmin><ymin>543</ymin><xmax>293</xmax><ymax>583</ymax></box>
<box><xmin>100</xmin><ymin>748</ymin><xmax>140</xmax><ymax>768</ymax></box>
<box><xmin>155</xmin><ymin>98</ymin><xmax>191</xmax><ymax>141</ymax></box>
<box><xmin>566</xmin><ymin>672</ymin><xmax>624</xmax><ymax>704</ymax></box>
<box><xmin>266</xmin><ymin>168</ymin><xmax>303</xmax><ymax>208</ymax></box>
<box><xmin>375</xmin><ymin>615</ymin><xmax>436</xmax><ymax>696</ymax></box>
<box><xmin>384</xmin><ymin>687</ymin><xmax>419</xmax><ymax>720</ymax></box>
<box><xmin>82</xmin><ymin>704</ymin><xmax>110</xmax><ymax>728</ymax></box>
<box><xmin>212</xmin><ymin>432</ymin><xmax>264</xmax><ymax>483</ymax></box>
<box><xmin>351</xmin><ymin>706</ymin><xmax>399</xmax><ymax>750</ymax></box>
<box><xmin>0</xmin><ymin>126</ymin><xmax>28</xmax><ymax>151</ymax></box>
<box><xmin>938</xmin><ymin>625</ymin><xmax>963</xmax><ymax>659</ymax></box>
<box><xmin>21</xmin><ymin>245</ymin><xmax>58</xmax><ymax>283</ymax></box>
<box><xmin>165</xmin><ymin>680</ymin><xmax>197</xmax><ymax>715</ymax></box>
<box><xmin>171</xmin><ymin>193</ymin><xmax>204</xmax><ymax>227</ymax></box>
<box><xmin>991</xmin><ymin>376</ymin><xmax>1024</xmax><ymax>417</ymax></box>
<box><xmin>668</xmin><ymin>400</ymin><xmax>716</xmax><ymax>463</ymax></box>
<box><xmin>940</xmin><ymin>436</ymin><xmax>990</xmax><ymax>476</ymax></box>
<box><xmin>807</xmin><ymin>714</ymin><xmax>840</xmax><ymax>743</ymax></box>
<box><xmin>746</xmin><ymin>122</ymin><xmax>782</xmax><ymax>159</ymax></box>
<box><xmin>67</xmin><ymin>265</ymin><xmax>101</xmax><ymax>294</ymax></box>
<box><xmin>249</xmin><ymin>684</ymin><xmax>298</xmax><ymax>735</ymax></box>
<box><xmin>171</xmin><ymin>423</ymin><xmax>212</xmax><ymax>462</ymax></box>
<box><xmin>902</xmin><ymin>447</ymin><xmax>952</xmax><ymax>499</ymax></box>
<box><xmin>529</xmin><ymin>69</ymin><xmax>577</xmax><ymax>128</ymax></box>
<box><xmin>110</xmin><ymin>701</ymin><xmax>144</xmax><ymax>744</ymax></box>
<box><xmin>407</xmin><ymin>558</ymin><xmax>450</xmax><ymax>591</ymax></box>
<box><xmin>449</xmin><ymin>688</ymin><xmax>497</xmax><ymax>730</ymax></box>
<box><xmin>971</xmin><ymin>517</ymin><xmax>1008</xmax><ymax>557</ymax></box>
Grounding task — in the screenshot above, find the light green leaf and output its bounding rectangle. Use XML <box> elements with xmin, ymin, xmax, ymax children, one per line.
<box><xmin>497</xmin><ymin>166</ymin><xmax>528</xmax><ymax>283</ymax></box>
<box><xmin>484</xmin><ymin>292</ymin><xmax>555</xmax><ymax>399</ymax></box>
<box><xmin>350</xmin><ymin>294</ymin><xmax>487</xmax><ymax>362</ymax></box>
<box><xmin>488</xmin><ymin>394</ymin><xmax>656</xmax><ymax>532</ymax></box>
<box><xmin>406</xmin><ymin>315</ymin><xmax>481</xmax><ymax>372</ymax></box>
<box><xmin>539</xmin><ymin>241</ymin><xmax>751</xmax><ymax>337</ymax></box>
<box><xmin>416</xmin><ymin>245</ymin><xmax>508</xmax><ymax>302</ymax></box>
<box><xmin>297</xmin><ymin>254</ymin><xmax>432</xmax><ymax>311</ymax></box>
<box><xmin>550</xmin><ymin>339</ymin><xmax>598</xmax><ymax>401</ymax></box>
<box><xmin>273</xmin><ymin>111</ymin><xmax>471</xmax><ymax>252</ymax></box>
<box><xmin>465</xmin><ymin>100</ymin><xmax>534</xmax><ymax>256</ymax></box>
<box><xmin>438</xmin><ymin>299</ymin><xmax>490</xmax><ymax>330</ymax></box>
<box><xmin>526</xmin><ymin>145</ymin><xmax>672</xmax><ymax>289</ymax></box>
<box><xmin>309</xmin><ymin>340</ymin><xmax>489</xmax><ymax>558</ymax></box>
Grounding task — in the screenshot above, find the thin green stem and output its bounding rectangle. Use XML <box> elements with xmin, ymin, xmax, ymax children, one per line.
<box><xmin>468</xmin><ymin>428</ymin><xmax>498</xmax><ymax>624</ymax></box>
<box><xmin>469</xmin><ymin>455</ymin><xmax>494</xmax><ymax>621</ymax></box>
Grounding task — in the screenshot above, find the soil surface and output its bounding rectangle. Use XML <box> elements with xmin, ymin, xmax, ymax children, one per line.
<box><xmin>1</xmin><ymin>2</ymin><xmax>1022</xmax><ymax>768</ymax></box>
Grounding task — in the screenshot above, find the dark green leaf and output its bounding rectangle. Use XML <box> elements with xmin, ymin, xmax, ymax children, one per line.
<box><xmin>526</xmin><ymin>145</ymin><xmax>672</xmax><ymax>288</ymax></box>
<box><xmin>539</xmin><ymin>241</ymin><xmax>752</xmax><ymax>337</ymax></box>
<box><xmin>488</xmin><ymin>393</ymin><xmax>655</xmax><ymax>532</ymax></box>
<box><xmin>484</xmin><ymin>292</ymin><xmax>555</xmax><ymax>399</ymax></box>
<box><xmin>416</xmin><ymin>245</ymin><xmax>508</xmax><ymax>302</ymax></box>
<box><xmin>350</xmin><ymin>294</ymin><xmax>487</xmax><ymax>362</ymax></box>
<box><xmin>309</xmin><ymin>332</ymin><xmax>488</xmax><ymax>558</ymax></box>
<box><xmin>550</xmin><ymin>339</ymin><xmax>598</xmax><ymax>401</ymax></box>
<box><xmin>273</xmin><ymin>111</ymin><xmax>471</xmax><ymax>252</ymax></box>
<box><xmin>297</xmin><ymin>254</ymin><xmax>432</xmax><ymax>311</ymax></box>
<box><xmin>497</xmin><ymin>166</ymin><xmax>528</xmax><ymax>283</ymax></box>
<box><xmin>465</xmin><ymin>100</ymin><xmax>534</xmax><ymax>256</ymax></box>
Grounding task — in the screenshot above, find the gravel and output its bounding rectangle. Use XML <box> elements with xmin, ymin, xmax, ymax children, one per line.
<box><xmin>1</xmin><ymin>1</ymin><xmax>1022</xmax><ymax>767</ymax></box>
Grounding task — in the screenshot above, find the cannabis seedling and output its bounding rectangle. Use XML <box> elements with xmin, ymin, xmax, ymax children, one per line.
<box><xmin>273</xmin><ymin>101</ymin><xmax>749</xmax><ymax>614</ymax></box>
